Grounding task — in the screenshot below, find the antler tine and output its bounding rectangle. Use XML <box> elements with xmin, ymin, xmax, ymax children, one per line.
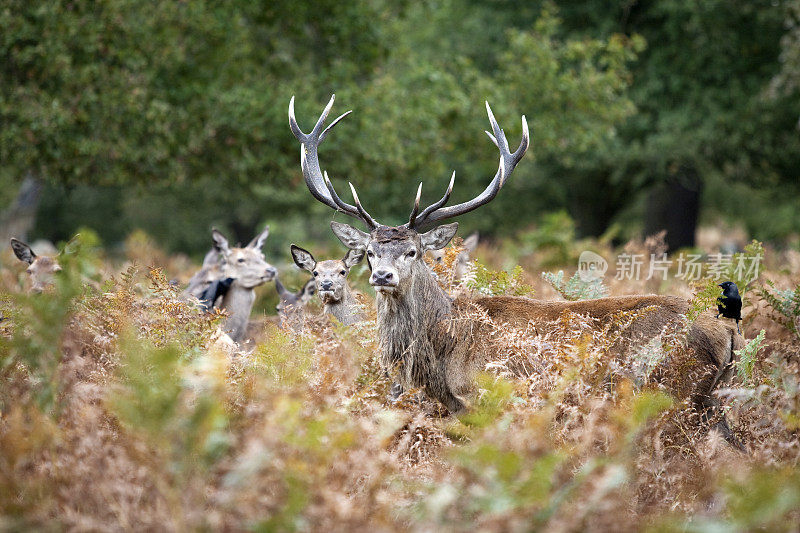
<box><xmin>321</xmin><ymin>171</ymin><xmax>365</xmax><ymax>223</ymax></box>
<box><xmin>348</xmin><ymin>182</ymin><xmax>379</xmax><ymax>229</ymax></box>
<box><xmin>407</xmin><ymin>183</ymin><xmax>423</xmax><ymax>226</ymax></box>
<box><xmin>288</xmin><ymin>96</ymin><xmax>306</xmax><ymax>142</ymax></box>
<box><xmin>408</xmin><ymin>171</ymin><xmax>455</xmax><ymax>229</ymax></box>
<box><xmin>321</xmin><ymin>110</ymin><xmax>352</xmax><ymax>142</ymax></box>
<box><xmin>408</xmin><ymin>102</ymin><xmax>529</xmax><ymax>229</ymax></box>
<box><xmin>312</xmin><ymin>94</ymin><xmax>337</xmax><ymax>136</ymax></box>
<box><xmin>289</xmin><ymin>95</ymin><xmax>379</xmax><ymax>228</ymax></box>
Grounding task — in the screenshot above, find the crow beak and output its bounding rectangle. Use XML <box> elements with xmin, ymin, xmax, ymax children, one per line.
<box><xmin>717</xmin><ymin>283</ymin><xmax>723</xmax><ymax>288</ymax></box>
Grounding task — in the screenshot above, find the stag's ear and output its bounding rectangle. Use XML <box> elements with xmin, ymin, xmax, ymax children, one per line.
<box><xmin>462</xmin><ymin>232</ymin><xmax>479</xmax><ymax>252</ymax></box>
<box><xmin>211</xmin><ymin>229</ymin><xmax>231</xmax><ymax>256</ymax></box>
<box><xmin>299</xmin><ymin>279</ymin><xmax>316</xmax><ymax>302</ymax></box>
<box><xmin>247</xmin><ymin>225</ymin><xmax>270</xmax><ymax>250</ymax></box>
<box><xmin>290</xmin><ymin>244</ymin><xmax>316</xmax><ymax>272</ymax></box>
<box><xmin>343</xmin><ymin>248</ymin><xmax>365</xmax><ymax>269</ymax></box>
<box><xmin>330</xmin><ymin>221</ymin><xmax>370</xmax><ymax>250</ymax></box>
<box><xmin>420</xmin><ymin>223</ymin><xmax>458</xmax><ymax>251</ymax></box>
<box><xmin>10</xmin><ymin>238</ymin><xmax>36</xmax><ymax>265</ymax></box>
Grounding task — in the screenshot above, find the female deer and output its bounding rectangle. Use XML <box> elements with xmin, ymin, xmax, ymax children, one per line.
<box><xmin>290</xmin><ymin>245</ymin><xmax>365</xmax><ymax>325</ymax></box>
<box><xmin>185</xmin><ymin>227</ymin><xmax>277</xmax><ymax>342</ymax></box>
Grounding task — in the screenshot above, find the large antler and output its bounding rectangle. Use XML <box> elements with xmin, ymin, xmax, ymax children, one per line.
<box><xmin>407</xmin><ymin>101</ymin><xmax>529</xmax><ymax>230</ymax></box>
<box><xmin>288</xmin><ymin>95</ymin><xmax>379</xmax><ymax>229</ymax></box>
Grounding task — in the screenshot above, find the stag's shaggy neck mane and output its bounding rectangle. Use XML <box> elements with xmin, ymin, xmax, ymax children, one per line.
<box><xmin>375</xmin><ymin>259</ymin><xmax>467</xmax><ymax>411</ymax></box>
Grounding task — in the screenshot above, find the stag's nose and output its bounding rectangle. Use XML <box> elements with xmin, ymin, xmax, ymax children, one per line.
<box><xmin>371</xmin><ymin>269</ymin><xmax>396</xmax><ymax>286</ymax></box>
<box><xmin>265</xmin><ymin>266</ymin><xmax>277</xmax><ymax>279</ymax></box>
<box><xmin>320</xmin><ymin>280</ymin><xmax>334</xmax><ymax>291</ymax></box>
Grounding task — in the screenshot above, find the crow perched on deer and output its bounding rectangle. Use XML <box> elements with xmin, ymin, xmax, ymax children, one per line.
<box><xmin>289</xmin><ymin>95</ymin><xmax>744</xmax><ymax>444</ymax></box>
<box><xmin>184</xmin><ymin>226</ymin><xmax>277</xmax><ymax>342</ymax></box>
<box><xmin>717</xmin><ymin>281</ymin><xmax>742</xmax><ymax>334</ymax></box>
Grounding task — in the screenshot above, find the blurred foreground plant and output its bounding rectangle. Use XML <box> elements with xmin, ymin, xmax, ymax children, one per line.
<box><xmin>466</xmin><ymin>261</ymin><xmax>534</xmax><ymax>297</ymax></box>
<box><xmin>541</xmin><ymin>270</ymin><xmax>608</xmax><ymax>301</ymax></box>
<box><xmin>0</xmin><ymin>232</ymin><xmax>101</xmax><ymax>413</ymax></box>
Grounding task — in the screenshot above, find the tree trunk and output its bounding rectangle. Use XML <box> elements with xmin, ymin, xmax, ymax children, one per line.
<box><xmin>0</xmin><ymin>174</ymin><xmax>42</xmax><ymax>248</ymax></box>
<box><xmin>644</xmin><ymin>166</ymin><xmax>702</xmax><ymax>251</ymax></box>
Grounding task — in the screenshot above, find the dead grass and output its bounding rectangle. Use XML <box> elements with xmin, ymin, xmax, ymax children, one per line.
<box><xmin>1</xmin><ymin>232</ymin><xmax>799</xmax><ymax>531</ymax></box>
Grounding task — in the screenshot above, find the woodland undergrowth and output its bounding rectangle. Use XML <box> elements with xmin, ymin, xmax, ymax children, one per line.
<box><xmin>1</xmin><ymin>233</ymin><xmax>799</xmax><ymax>531</ymax></box>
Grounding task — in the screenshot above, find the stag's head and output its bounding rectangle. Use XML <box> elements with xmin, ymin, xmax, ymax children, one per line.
<box><xmin>10</xmin><ymin>238</ymin><xmax>61</xmax><ymax>292</ymax></box>
<box><xmin>212</xmin><ymin>227</ymin><xmax>277</xmax><ymax>289</ymax></box>
<box><xmin>291</xmin><ymin>244</ymin><xmax>364</xmax><ymax>302</ymax></box>
<box><xmin>288</xmin><ymin>95</ymin><xmax>528</xmax><ymax>294</ymax></box>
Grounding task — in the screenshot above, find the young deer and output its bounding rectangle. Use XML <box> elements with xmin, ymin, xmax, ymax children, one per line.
<box><xmin>10</xmin><ymin>238</ymin><xmax>61</xmax><ymax>292</ymax></box>
<box><xmin>275</xmin><ymin>277</ymin><xmax>316</xmax><ymax>329</ymax></box>
<box><xmin>290</xmin><ymin>244</ymin><xmax>366</xmax><ymax>325</ymax></box>
<box><xmin>185</xmin><ymin>226</ymin><xmax>277</xmax><ymax>342</ymax></box>
<box><xmin>289</xmin><ymin>95</ymin><xmax>743</xmax><ymax>439</ymax></box>
<box><xmin>428</xmin><ymin>231</ymin><xmax>478</xmax><ymax>282</ymax></box>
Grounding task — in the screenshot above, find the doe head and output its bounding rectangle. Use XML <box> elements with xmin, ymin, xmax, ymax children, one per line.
<box><xmin>275</xmin><ymin>278</ymin><xmax>316</xmax><ymax>321</ymax></box>
<box><xmin>211</xmin><ymin>226</ymin><xmax>277</xmax><ymax>289</ymax></box>
<box><xmin>291</xmin><ymin>243</ymin><xmax>365</xmax><ymax>302</ymax></box>
<box><xmin>428</xmin><ymin>231</ymin><xmax>478</xmax><ymax>280</ymax></box>
<box><xmin>10</xmin><ymin>238</ymin><xmax>61</xmax><ymax>293</ymax></box>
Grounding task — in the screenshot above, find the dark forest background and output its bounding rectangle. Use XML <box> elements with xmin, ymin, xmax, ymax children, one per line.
<box><xmin>2</xmin><ymin>0</ymin><xmax>799</xmax><ymax>258</ymax></box>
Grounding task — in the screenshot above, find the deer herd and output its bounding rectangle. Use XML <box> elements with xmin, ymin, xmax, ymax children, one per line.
<box><xmin>8</xmin><ymin>95</ymin><xmax>745</xmax><ymax>445</ymax></box>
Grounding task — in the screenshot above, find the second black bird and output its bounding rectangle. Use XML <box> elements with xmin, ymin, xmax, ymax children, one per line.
<box><xmin>717</xmin><ymin>281</ymin><xmax>742</xmax><ymax>334</ymax></box>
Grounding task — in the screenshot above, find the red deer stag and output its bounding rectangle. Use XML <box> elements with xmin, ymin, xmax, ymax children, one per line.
<box><xmin>288</xmin><ymin>96</ymin><xmax>743</xmax><ymax>440</ymax></box>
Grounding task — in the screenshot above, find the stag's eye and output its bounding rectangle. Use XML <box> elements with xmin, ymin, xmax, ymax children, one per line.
<box><xmin>340</xmin><ymin>270</ymin><xmax>346</xmax><ymax>276</ymax></box>
<box><xmin>313</xmin><ymin>271</ymin><xmax>318</xmax><ymax>277</ymax></box>
<box><xmin>367</xmin><ymin>250</ymin><xmax>374</xmax><ymax>258</ymax></box>
<box><xmin>237</xmin><ymin>258</ymin><xmax>245</xmax><ymax>263</ymax></box>
<box><xmin>406</xmin><ymin>250</ymin><xmax>416</xmax><ymax>259</ymax></box>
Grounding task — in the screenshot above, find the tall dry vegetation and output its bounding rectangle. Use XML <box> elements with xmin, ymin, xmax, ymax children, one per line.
<box><xmin>1</xmin><ymin>232</ymin><xmax>799</xmax><ymax>531</ymax></box>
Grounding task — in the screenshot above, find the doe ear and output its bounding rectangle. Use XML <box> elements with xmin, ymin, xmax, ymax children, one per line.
<box><xmin>330</xmin><ymin>221</ymin><xmax>370</xmax><ymax>250</ymax></box>
<box><xmin>299</xmin><ymin>279</ymin><xmax>317</xmax><ymax>302</ymax></box>
<box><xmin>342</xmin><ymin>248</ymin><xmax>365</xmax><ymax>269</ymax></box>
<box><xmin>274</xmin><ymin>277</ymin><xmax>290</xmax><ymax>297</ymax></box>
<box><xmin>211</xmin><ymin>229</ymin><xmax>231</xmax><ymax>255</ymax></box>
<box><xmin>420</xmin><ymin>223</ymin><xmax>459</xmax><ymax>251</ymax></box>
<box><xmin>200</xmin><ymin>247</ymin><xmax>219</xmax><ymax>268</ymax></box>
<box><xmin>290</xmin><ymin>244</ymin><xmax>316</xmax><ymax>272</ymax></box>
<box><xmin>10</xmin><ymin>238</ymin><xmax>36</xmax><ymax>265</ymax></box>
<box><xmin>462</xmin><ymin>232</ymin><xmax>479</xmax><ymax>252</ymax></box>
<box><xmin>247</xmin><ymin>225</ymin><xmax>270</xmax><ymax>250</ymax></box>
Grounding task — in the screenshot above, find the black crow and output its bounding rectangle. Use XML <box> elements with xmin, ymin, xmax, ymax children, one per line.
<box><xmin>198</xmin><ymin>277</ymin><xmax>234</xmax><ymax>312</ymax></box>
<box><xmin>717</xmin><ymin>281</ymin><xmax>742</xmax><ymax>334</ymax></box>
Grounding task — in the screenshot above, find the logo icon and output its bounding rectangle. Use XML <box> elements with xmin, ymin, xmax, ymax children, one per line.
<box><xmin>578</xmin><ymin>251</ymin><xmax>608</xmax><ymax>282</ymax></box>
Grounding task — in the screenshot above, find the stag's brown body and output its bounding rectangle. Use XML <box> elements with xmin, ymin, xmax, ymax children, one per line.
<box><xmin>373</xmin><ymin>253</ymin><xmax>742</xmax><ymax>414</ymax></box>
<box><xmin>288</xmin><ymin>95</ymin><xmax>743</xmax><ymax>441</ymax></box>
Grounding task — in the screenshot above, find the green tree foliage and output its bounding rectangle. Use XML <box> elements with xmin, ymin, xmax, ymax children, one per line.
<box><xmin>554</xmin><ymin>0</ymin><xmax>800</xmax><ymax>239</ymax></box>
<box><xmin>2</xmin><ymin>0</ymin><xmax>639</xmax><ymax>253</ymax></box>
